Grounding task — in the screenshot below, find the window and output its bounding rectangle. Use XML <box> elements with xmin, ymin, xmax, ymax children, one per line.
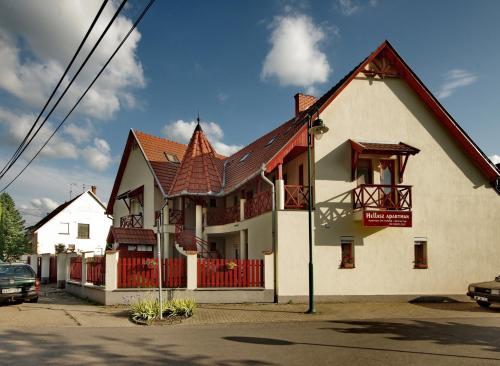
<box><xmin>233</xmin><ymin>196</ymin><xmax>239</xmax><ymax>206</ymax></box>
<box><xmin>265</xmin><ymin>136</ymin><xmax>277</xmax><ymax>146</ymax></box>
<box><xmin>77</xmin><ymin>223</ymin><xmax>90</xmax><ymax>239</ymax></box>
<box><xmin>340</xmin><ymin>238</ymin><xmax>354</xmax><ymax>268</ymax></box>
<box><xmin>209</xmin><ymin>198</ymin><xmax>217</xmax><ymax>208</ymax></box>
<box><xmin>298</xmin><ymin>164</ymin><xmax>304</xmax><ymax>186</ymax></box>
<box><xmin>59</xmin><ymin>223</ymin><xmax>69</xmax><ymax>235</ymax></box>
<box><xmin>356</xmin><ymin>159</ymin><xmax>373</xmax><ymax>184</ymax></box>
<box><xmin>164</xmin><ymin>152</ymin><xmax>180</xmax><ymax>163</ymax></box>
<box><xmin>414</xmin><ymin>240</ymin><xmax>428</xmax><ymax>269</ymax></box>
<box><xmin>239</xmin><ymin>152</ymin><xmax>251</xmax><ymax>162</ymax></box>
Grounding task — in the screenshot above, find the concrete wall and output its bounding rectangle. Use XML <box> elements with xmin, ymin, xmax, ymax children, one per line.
<box><xmin>35</xmin><ymin>192</ymin><xmax>112</xmax><ymax>254</ymax></box>
<box><xmin>275</xmin><ymin>74</ymin><xmax>500</xmax><ymax>298</ymax></box>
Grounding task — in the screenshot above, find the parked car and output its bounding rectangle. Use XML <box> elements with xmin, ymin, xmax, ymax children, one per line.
<box><xmin>467</xmin><ymin>275</ymin><xmax>500</xmax><ymax>308</ymax></box>
<box><xmin>0</xmin><ymin>263</ymin><xmax>40</xmax><ymax>304</ymax></box>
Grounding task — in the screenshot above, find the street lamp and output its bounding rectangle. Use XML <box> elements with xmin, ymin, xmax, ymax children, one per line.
<box><xmin>306</xmin><ymin>111</ymin><xmax>329</xmax><ymax>314</ymax></box>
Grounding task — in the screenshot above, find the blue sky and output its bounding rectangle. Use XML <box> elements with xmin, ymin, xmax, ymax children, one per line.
<box><xmin>0</xmin><ymin>0</ymin><xmax>498</xmax><ymax>223</ymax></box>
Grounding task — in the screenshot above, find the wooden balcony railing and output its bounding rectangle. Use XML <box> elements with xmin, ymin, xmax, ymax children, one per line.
<box><xmin>207</xmin><ymin>205</ymin><xmax>240</xmax><ymax>226</ymax></box>
<box><xmin>284</xmin><ymin>185</ymin><xmax>310</xmax><ymax>209</ymax></box>
<box><xmin>168</xmin><ymin>209</ymin><xmax>184</xmax><ymax>225</ymax></box>
<box><xmin>120</xmin><ymin>214</ymin><xmax>144</xmax><ymax>228</ymax></box>
<box><xmin>353</xmin><ymin>184</ymin><xmax>412</xmax><ymax>211</ymax></box>
<box><xmin>244</xmin><ymin>191</ymin><xmax>272</xmax><ymax>220</ymax></box>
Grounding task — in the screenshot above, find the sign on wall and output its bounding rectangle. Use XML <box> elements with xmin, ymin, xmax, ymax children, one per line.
<box><xmin>363</xmin><ymin>210</ymin><xmax>412</xmax><ymax>227</ymax></box>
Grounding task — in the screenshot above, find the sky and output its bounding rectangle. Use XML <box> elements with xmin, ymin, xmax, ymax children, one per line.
<box><xmin>0</xmin><ymin>0</ymin><xmax>499</xmax><ymax>225</ymax></box>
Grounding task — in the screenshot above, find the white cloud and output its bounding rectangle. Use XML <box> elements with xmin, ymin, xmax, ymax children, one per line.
<box><xmin>64</xmin><ymin>121</ymin><xmax>93</xmax><ymax>144</ymax></box>
<box><xmin>336</xmin><ymin>0</ymin><xmax>378</xmax><ymax>16</ymax></box>
<box><xmin>0</xmin><ymin>0</ymin><xmax>145</xmax><ymax>120</ymax></box>
<box><xmin>0</xmin><ymin>107</ymin><xmax>78</xmax><ymax>160</ymax></box>
<box><xmin>436</xmin><ymin>69</ymin><xmax>478</xmax><ymax>99</ymax></box>
<box><xmin>162</xmin><ymin>120</ymin><xmax>243</xmax><ymax>156</ymax></box>
<box><xmin>489</xmin><ymin>154</ymin><xmax>500</xmax><ymax>165</ymax></box>
<box><xmin>261</xmin><ymin>14</ymin><xmax>331</xmax><ymax>93</ymax></box>
<box><xmin>217</xmin><ymin>92</ymin><xmax>229</xmax><ymax>103</ymax></box>
<box><xmin>83</xmin><ymin>138</ymin><xmax>112</xmax><ymax>171</ymax></box>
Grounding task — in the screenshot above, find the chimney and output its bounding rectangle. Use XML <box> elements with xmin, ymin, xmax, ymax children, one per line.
<box><xmin>91</xmin><ymin>185</ymin><xmax>97</xmax><ymax>195</ymax></box>
<box><xmin>294</xmin><ymin>93</ymin><xmax>317</xmax><ymax>118</ymax></box>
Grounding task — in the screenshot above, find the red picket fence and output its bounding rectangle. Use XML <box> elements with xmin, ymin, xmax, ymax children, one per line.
<box><xmin>86</xmin><ymin>256</ymin><xmax>105</xmax><ymax>286</ymax></box>
<box><xmin>197</xmin><ymin>259</ymin><xmax>264</xmax><ymax>288</ymax></box>
<box><xmin>69</xmin><ymin>256</ymin><xmax>82</xmax><ymax>282</ymax></box>
<box><xmin>117</xmin><ymin>257</ymin><xmax>186</xmax><ymax>288</ymax></box>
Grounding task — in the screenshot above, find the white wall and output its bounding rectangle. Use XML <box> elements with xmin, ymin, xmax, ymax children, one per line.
<box><xmin>35</xmin><ymin>192</ymin><xmax>112</xmax><ymax>254</ymax></box>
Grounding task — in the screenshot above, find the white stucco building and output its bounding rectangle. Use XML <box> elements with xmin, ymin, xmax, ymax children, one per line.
<box><xmin>106</xmin><ymin>41</ymin><xmax>499</xmax><ymax>301</ymax></box>
<box><xmin>29</xmin><ymin>188</ymin><xmax>112</xmax><ymax>255</ymax></box>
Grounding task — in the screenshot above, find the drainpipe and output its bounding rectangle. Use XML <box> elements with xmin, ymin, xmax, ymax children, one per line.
<box><xmin>260</xmin><ymin>164</ymin><xmax>277</xmax><ymax>301</ymax></box>
<box><xmin>157</xmin><ymin>199</ymin><xmax>169</xmax><ymax>320</ymax></box>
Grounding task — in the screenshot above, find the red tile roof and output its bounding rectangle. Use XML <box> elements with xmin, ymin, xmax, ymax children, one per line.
<box><xmin>350</xmin><ymin>140</ymin><xmax>420</xmax><ymax>155</ymax></box>
<box><xmin>169</xmin><ymin>124</ymin><xmax>224</xmax><ymax>196</ymax></box>
<box><xmin>107</xmin><ymin>227</ymin><xmax>156</xmax><ymax>245</ymax></box>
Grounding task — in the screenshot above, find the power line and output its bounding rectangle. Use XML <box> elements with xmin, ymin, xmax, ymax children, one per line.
<box><xmin>0</xmin><ymin>0</ymin><xmax>109</xmax><ymax>177</ymax></box>
<box><xmin>0</xmin><ymin>0</ymin><xmax>156</xmax><ymax>194</ymax></box>
<box><xmin>0</xmin><ymin>0</ymin><xmax>128</xmax><ymax>181</ymax></box>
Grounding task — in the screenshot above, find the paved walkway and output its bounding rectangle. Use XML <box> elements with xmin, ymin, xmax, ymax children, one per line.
<box><xmin>1</xmin><ymin>286</ymin><xmax>499</xmax><ymax>328</ymax></box>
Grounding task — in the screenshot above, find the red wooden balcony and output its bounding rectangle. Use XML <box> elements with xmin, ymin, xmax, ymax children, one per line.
<box><xmin>284</xmin><ymin>185</ymin><xmax>310</xmax><ymax>209</ymax></box>
<box><xmin>353</xmin><ymin>184</ymin><xmax>412</xmax><ymax>211</ymax></box>
<box><xmin>207</xmin><ymin>205</ymin><xmax>240</xmax><ymax>226</ymax></box>
<box><xmin>244</xmin><ymin>191</ymin><xmax>272</xmax><ymax>220</ymax></box>
<box><xmin>168</xmin><ymin>209</ymin><xmax>184</xmax><ymax>225</ymax></box>
<box><xmin>120</xmin><ymin>214</ymin><xmax>144</xmax><ymax>228</ymax></box>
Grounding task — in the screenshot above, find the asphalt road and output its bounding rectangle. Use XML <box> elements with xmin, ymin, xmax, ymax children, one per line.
<box><xmin>1</xmin><ymin>317</ymin><xmax>500</xmax><ymax>365</ymax></box>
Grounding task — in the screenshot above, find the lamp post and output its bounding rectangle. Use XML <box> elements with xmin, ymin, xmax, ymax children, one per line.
<box><xmin>306</xmin><ymin>110</ymin><xmax>329</xmax><ymax>314</ymax></box>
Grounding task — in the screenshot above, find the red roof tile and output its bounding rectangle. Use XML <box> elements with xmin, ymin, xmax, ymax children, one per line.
<box><xmin>169</xmin><ymin>124</ymin><xmax>224</xmax><ymax>196</ymax></box>
<box><xmin>107</xmin><ymin>227</ymin><xmax>156</xmax><ymax>245</ymax></box>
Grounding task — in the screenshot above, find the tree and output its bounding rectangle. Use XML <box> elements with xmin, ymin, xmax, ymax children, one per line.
<box><xmin>0</xmin><ymin>193</ymin><xmax>28</xmax><ymax>262</ymax></box>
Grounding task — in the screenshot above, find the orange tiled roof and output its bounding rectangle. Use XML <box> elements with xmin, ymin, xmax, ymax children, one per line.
<box><xmin>168</xmin><ymin>124</ymin><xmax>224</xmax><ymax>195</ymax></box>
<box><xmin>133</xmin><ymin>130</ymin><xmax>187</xmax><ymax>194</ymax></box>
<box><xmin>107</xmin><ymin>227</ymin><xmax>156</xmax><ymax>245</ymax></box>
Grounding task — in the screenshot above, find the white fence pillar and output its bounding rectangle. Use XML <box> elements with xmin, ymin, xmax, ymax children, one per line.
<box><xmin>56</xmin><ymin>253</ymin><xmax>68</xmax><ymax>288</ymax></box>
<box><xmin>195</xmin><ymin>204</ymin><xmax>203</xmax><ymax>239</ymax></box>
<box><xmin>41</xmin><ymin>253</ymin><xmax>51</xmax><ymax>284</ymax></box>
<box><xmin>186</xmin><ymin>252</ymin><xmax>197</xmax><ymax>290</ymax></box>
<box><xmin>105</xmin><ymin>250</ymin><xmax>119</xmax><ymax>291</ymax></box>
<box><xmin>240</xmin><ymin>198</ymin><xmax>246</xmax><ymax>221</ymax></box>
<box><xmin>263</xmin><ymin>251</ymin><xmax>275</xmax><ymax>290</ymax></box>
<box><xmin>81</xmin><ymin>251</ymin><xmax>94</xmax><ymax>285</ymax></box>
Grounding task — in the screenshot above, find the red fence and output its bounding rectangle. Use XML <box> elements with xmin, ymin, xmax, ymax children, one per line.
<box><xmin>284</xmin><ymin>185</ymin><xmax>309</xmax><ymax>209</ymax></box>
<box><xmin>86</xmin><ymin>256</ymin><xmax>105</xmax><ymax>286</ymax></box>
<box><xmin>206</xmin><ymin>205</ymin><xmax>240</xmax><ymax>226</ymax></box>
<box><xmin>197</xmin><ymin>259</ymin><xmax>264</xmax><ymax>288</ymax></box>
<box><xmin>353</xmin><ymin>184</ymin><xmax>412</xmax><ymax>210</ymax></box>
<box><xmin>117</xmin><ymin>257</ymin><xmax>186</xmax><ymax>288</ymax></box>
<box><xmin>69</xmin><ymin>256</ymin><xmax>82</xmax><ymax>282</ymax></box>
<box><xmin>244</xmin><ymin>191</ymin><xmax>272</xmax><ymax>220</ymax></box>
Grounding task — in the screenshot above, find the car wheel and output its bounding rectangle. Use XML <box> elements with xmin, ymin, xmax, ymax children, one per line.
<box><xmin>28</xmin><ymin>297</ymin><xmax>38</xmax><ymax>303</ymax></box>
<box><xmin>477</xmin><ymin>300</ymin><xmax>491</xmax><ymax>308</ymax></box>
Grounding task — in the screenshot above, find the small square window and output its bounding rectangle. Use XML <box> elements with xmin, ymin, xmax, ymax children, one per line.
<box><xmin>164</xmin><ymin>152</ymin><xmax>180</xmax><ymax>163</ymax></box>
<box><xmin>59</xmin><ymin>223</ymin><xmax>69</xmax><ymax>235</ymax></box>
<box><xmin>414</xmin><ymin>241</ymin><xmax>428</xmax><ymax>269</ymax></box>
<box><xmin>340</xmin><ymin>239</ymin><xmax>354</xmax><ymax>269</ymax></box>
<box><xmin>77</xmin><ymin>223</ymin><xmax>90</xmax><ymax>239</ymax></box>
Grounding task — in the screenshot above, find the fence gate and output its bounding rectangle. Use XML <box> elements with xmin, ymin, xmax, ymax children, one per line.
<box><xmin>37</xmin><ymin>257</ymin><xmax>42</xmax><ymax>279</ymax></box>
<box><xmin>49</xmin><ymin>256</ymin><xmax>57</xmax><ymax>283</ymax></box>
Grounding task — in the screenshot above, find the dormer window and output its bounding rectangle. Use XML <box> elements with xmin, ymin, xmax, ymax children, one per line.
<box><xmin>164</xmin><ymin>152</ymin><xmax>180</xmax><ymax>163</ymax></box>
<box><xmin>265</xmin><ymin>136</ymin><xmax>277</xmax><ymax>147</ymax></box>
<box><xmin>239</xmin><ymin>152</ymin><xmax>251</xmax><ymax>162</ymax></box>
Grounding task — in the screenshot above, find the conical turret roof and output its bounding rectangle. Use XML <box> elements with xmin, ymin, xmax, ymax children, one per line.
<box><xmin>168</xmin><ymin>122</ymin><xmax>223</xmax><ymax>196</ymax></box>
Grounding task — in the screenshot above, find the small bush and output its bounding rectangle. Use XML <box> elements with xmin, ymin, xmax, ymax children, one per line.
<box><xmin>130</xmin><ymin>297</ymin><xmax>196</xmax><ymax>324</ymax></box>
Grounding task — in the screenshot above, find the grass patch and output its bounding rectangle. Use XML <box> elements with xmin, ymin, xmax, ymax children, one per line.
<box><xmin>130</xmin><ymin>297</ymin><xmax>196</xmax><ymax>325</ymax></box>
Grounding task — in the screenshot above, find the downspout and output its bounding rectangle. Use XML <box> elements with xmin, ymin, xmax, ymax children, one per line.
<box><xmin>157</xmin><ymin>198</ymin><xmax>169</xmax><ymax>320</ymax></box>
<box><xmin>260</xmin><ymin>164</ymin><xmax>277</xmax><ymax>302</ymax></box>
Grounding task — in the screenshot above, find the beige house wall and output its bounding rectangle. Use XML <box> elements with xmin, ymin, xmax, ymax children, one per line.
<box><xmin>276</xmin><ymin>75</ymin><xmax>500</xmax><ymax>297</ymax></box>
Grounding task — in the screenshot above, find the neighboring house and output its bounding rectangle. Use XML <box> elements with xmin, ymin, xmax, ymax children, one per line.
<box><xmin>106</xmin><ymin>40</ymin><xmax>500</xmax><ymax>300</ymax></box>
<box><xmin>29</xmin><ymin>187</ymin><xmax>112</xmax><ymax>254</ymax></box>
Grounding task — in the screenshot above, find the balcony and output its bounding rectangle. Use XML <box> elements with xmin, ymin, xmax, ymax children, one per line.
<box><xmin>169</xmin><ymin>209</ymin><xmax>184</xmax><ymax>225</ymax></box>
<box><xmin>353</xmin><ymin>184</ymin><xmax>412</xmax><ymax>211</ymax></box>
<box><xmin>244</xmin><ymin>191</ymin><xmax>272</xmax><ymax>220</ymax></box>
<box><xmin>207</xmin><ymin>205</ymin><xmax>240</xmax><ymax>226</ymax></box>
<box><xmin>284</xmin><ymin>185</ymin><xmax>310</xmax><ymax>209</ymax></box>
<box><xmin>120</xmin><ymin>214</ymin><xmax>144</xmax><ymax>228</ymax></box>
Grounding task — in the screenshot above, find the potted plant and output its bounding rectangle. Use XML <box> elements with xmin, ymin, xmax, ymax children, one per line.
<box><xmin>225</xmin><ymin>261</ymin><xmax>238</xmax><ymax>270</ymax></box>
<box><xmin>145</xmin><ymin>259</ymin><xmax>157</xmax><ymax>270</ymax></box>
<box><xmin>341</xmin><ymin>257</ymin><xmax>354</xmax><ymax>269</ymax></box>
<box><xmin>414</xmin><ymin>261</ymin><xmax>428</xmax><ymax>269</ymax></box>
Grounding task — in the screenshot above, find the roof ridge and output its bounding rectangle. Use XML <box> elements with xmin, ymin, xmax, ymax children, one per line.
<box><xmin>133</xmin><ymin>129</ymin><xmax>187</xmax><ymax>148</ymax></box>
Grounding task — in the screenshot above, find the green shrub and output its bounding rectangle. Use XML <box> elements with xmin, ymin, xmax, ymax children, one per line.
<box><xmin>130</xmin><ymin>297</ymin><xmax>196</xmax><ymax>323</ymax></box>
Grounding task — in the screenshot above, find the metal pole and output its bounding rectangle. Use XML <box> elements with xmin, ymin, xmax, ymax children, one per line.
<box><xmin>157</xmin><ymin>213</ymin><xmax>163</xmax><ymax>319</ymax></box>
<box><xmin>306</xmin><ymin>115</ymin><xmax>316</xmax><ymax>314</ymax></box>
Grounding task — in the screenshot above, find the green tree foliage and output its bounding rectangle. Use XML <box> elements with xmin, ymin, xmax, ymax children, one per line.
<box><xmin>0</xmin><ymin>193</ymin><xmax>28</xmax><ymax>262</ymax></box>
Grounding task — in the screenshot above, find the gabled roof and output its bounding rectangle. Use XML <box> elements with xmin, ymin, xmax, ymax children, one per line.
<box><xmin>169</xmin><ymin>123</ymin><xmax>224</xmax><ymax>196</ymax></box>
<box><xmin>30</xmin><ymin>190</ymin><xmax>106</xmax><ymax>232</ymax></box>
<box><xmin>107</xmin><ymin>227</ymin><xmax>156</xmax><ymax>245</ymax></box>
<box><xmin>106</xmin><ymin>129</ymin><xmax>187</xmax><ymax>214</ymax></box>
